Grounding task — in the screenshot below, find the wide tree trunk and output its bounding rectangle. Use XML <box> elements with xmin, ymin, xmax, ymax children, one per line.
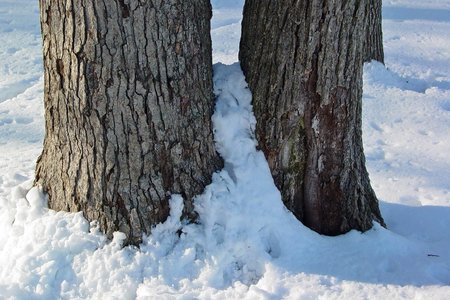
<box><xmin>36</xmin><ymin>0</ymin><xmax>222</xmax><ymax>245</ymax></box>
<box><xmin>364</xmin><ymin>0</ymin><xmax>384</xmax><ymax>63</ymax></box>
<box><xmin>240</xmin><ymin>0</ymin><xmax>385</xmax><ymax>235</ymax></box>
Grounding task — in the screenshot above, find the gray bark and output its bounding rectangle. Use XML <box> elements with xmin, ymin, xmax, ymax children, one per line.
<box><xmin>36</xmin><ymin>0</ymin><xmax>222</xmax><ymax>245</ymax></box>
<box><xmin>240</xmin><ymin>0</ymin><xmax>385</xmax><ymax>235</ymax></box>
<box><xmin>364</xmin><ymin>0</ymin><xmax>384</xmax><ymax>63</ymax></box>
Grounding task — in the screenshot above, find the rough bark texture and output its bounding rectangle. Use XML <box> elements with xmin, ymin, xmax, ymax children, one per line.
<box><xmin>36</xmin><ymin>0</ymin><xmax>222</xmax><ymax>245</ymax></box>
<box><xmin>364</xmin><ymin>0</ymin><xmax>384</xmax><ymax>63</ymax></box>
<box><xmin>240</xmin><ymin>0</ymin><xmax>385</xmax><ymax>235</ymax></box>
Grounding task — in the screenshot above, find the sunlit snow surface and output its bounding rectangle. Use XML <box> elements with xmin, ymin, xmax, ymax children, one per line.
<box><xmin>1</xmin><ymin>0</ymin><xmax>450</xmax><ymax>299</ymax></box>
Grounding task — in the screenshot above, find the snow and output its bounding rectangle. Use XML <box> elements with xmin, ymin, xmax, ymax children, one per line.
<box><xmin>1</xmin><ymin>0</ymin><xmax>450</xmax><ymax>299</ymax></box>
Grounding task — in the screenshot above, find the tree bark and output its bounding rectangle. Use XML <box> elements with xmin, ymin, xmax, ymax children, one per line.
<box><xmin>240</xmin><ymin>0</ymin><xmax>385</xmax><ymax>235</ymax></box>
<box><xmin>36</xmin><ymin>0</ymin><xmax>222</xmax><ymax>245</ymax></box>
<box><xmin>364</xmin><ymin>0</ymin><xmax>384</xmax><ymax>63</ymax></box>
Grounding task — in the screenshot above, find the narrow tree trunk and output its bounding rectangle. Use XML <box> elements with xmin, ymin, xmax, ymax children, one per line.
<box><xmin>364</xmin><ymin>0</ymin><xmax>384</xmax><ymax>63</ymax></box>
<box><xmin>36</xmin><ymin>0</ymin><xmax>222</xmax><ymax>245</ymax></box>
<box><xmin>240</xmin><ymin>0</ymin><xmax>384</xmax><ymax>235</ymax></box>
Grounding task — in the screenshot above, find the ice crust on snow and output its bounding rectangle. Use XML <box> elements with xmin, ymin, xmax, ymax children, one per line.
<box><xmin>0</xmin><ymin>0</ymin><xmax>450</xmax><ymax>299</ymax></box>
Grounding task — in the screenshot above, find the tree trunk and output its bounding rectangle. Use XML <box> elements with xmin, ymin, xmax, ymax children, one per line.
<box><xmin>36</xmin><ymin>0</ymin><xmax>222</xmax><ymax>245</ymax></box>
<box><xmin>240</xmin><ymin>0</ymin><xmax>385</xmax><ymax>235</ymax></box>
<box><xmin>364</xmin><ymin>0</ymin><xmax>384</xmax><ymax>63</ymax></box>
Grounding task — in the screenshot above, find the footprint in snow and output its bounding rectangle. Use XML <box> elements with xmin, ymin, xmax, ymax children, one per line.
<box><xmin>370</xmin><ymin>121</ymin><xmax>383</xmax><ymax>133</ymax></box>
<box><xmin>366</xmin><ymin>148</ymin><xmax>385</xmax><ymax>161</ymax></box>
<box><xmin>417</xmin><ymin>129</ymin><xmax>430</xmax><ymax>136</ymax></box>
<box><xmin>0</xmin><ymin>118</ymin><xmax>13</xmax><ymax>126</ymax></box>
<box><xmin>440</xmin><ymin>101</ymin><xmax>450</xmax><ymax>112</ymax></box>
<box><xmin>15</xmin><ymin>117</ymin><xmax>33</xmax><ymax>124</ymax></box>
<box><xmin>6</xmin><ymin>47</ymin><xmax>18</xmax><ymax>54</ymax></box>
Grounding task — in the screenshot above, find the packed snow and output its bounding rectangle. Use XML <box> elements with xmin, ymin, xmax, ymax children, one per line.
<box><xmin>0</xmin><ymin>0</ymin><xmax>449</xmax><ymax>299</ymax></box>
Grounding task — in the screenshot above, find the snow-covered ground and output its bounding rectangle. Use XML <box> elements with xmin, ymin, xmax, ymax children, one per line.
<box><xmin>0</xmin><ymin>0</ymin><xmax>449</xmax><ymax>299</ymax></box>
